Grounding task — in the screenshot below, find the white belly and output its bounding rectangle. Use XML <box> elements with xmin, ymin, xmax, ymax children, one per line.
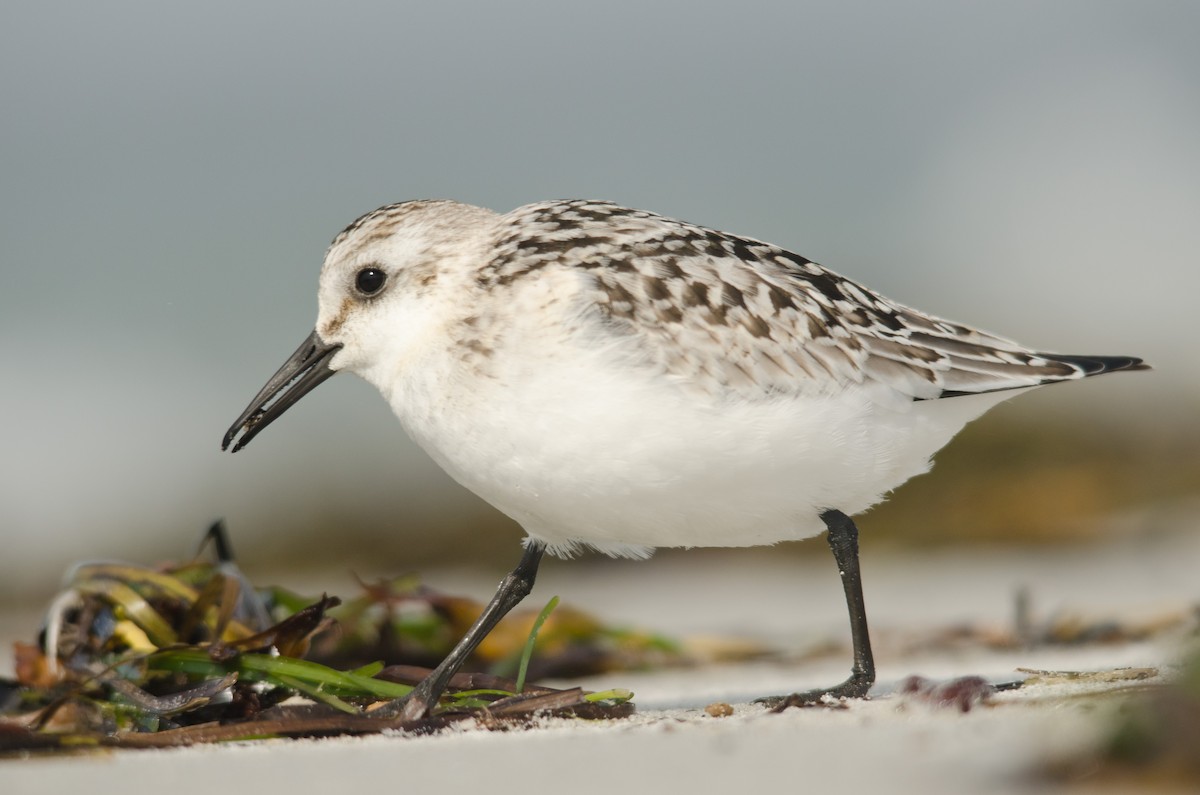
<box><xmin>382</xmin><ymin>337</ymin><xmax>1018</xmax><ymax>559</ymax></box>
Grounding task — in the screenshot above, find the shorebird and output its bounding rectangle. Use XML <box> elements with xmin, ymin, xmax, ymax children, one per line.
<box><xmin>223</xmin><ymin>199</ymin><xmax>1145</xmax><ymax>718</ymax></box>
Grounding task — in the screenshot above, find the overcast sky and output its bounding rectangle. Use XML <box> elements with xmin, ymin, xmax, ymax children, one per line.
<box><xmin>2</xmin><ymin>1</ymin><xmax>1197</xmax><ymax>596</ymax></box>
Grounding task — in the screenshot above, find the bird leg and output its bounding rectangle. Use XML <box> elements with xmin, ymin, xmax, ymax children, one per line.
<box><xmin>758</xmin><ymin>509</ymin><xmax>876</xmax><ymax>709</ymax></box>
<box><xmin>374</xmin><ymin>542</ymin><xmax>545</xmax><ymax>722</ymax></box>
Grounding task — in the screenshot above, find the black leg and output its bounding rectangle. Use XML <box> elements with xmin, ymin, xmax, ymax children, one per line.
<box><xmin>758</xmin><ymin>509</ymin><xmax>875</xmax><ymax>709</ymax></box>
<box><xmin>375</xmin><ymin>542</ymin><xmax>545</xmax><ymax>721</ymax></box>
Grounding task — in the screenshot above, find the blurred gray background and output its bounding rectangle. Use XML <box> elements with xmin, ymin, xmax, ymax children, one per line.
<box><xmin>2</xmin><ymin>0</ymin><xmax>1197</xmax><ymax>603</ymax></box>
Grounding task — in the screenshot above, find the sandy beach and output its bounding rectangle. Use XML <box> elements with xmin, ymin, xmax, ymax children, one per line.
<box><xmin>3</xmin><ymin>518</ymin><xmax>1196</xmax><ymax>794</ymax></box>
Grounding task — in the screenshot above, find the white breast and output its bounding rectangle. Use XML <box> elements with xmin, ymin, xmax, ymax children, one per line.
<box><xmin>378</xmin><ymin>279</ymin><xmax>1019</xmax><ymax>558</ymax></box>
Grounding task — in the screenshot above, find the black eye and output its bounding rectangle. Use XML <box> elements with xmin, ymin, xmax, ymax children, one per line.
<box><xmin>355</xmin><ymin>267</ymin><xmax>387</xmax><ymax>296</ymax></box>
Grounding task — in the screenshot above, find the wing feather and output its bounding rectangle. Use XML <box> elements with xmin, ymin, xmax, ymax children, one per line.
<box><xmin>485</xmin><ymin>200</ymin><xmax>1144</xmax><ymax>403</ymax></box>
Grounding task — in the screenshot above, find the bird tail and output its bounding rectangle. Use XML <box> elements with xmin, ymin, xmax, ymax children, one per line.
<box><xmin>1037</xmin><ymin>353</ymin><xmax>1149</xmax><ymax>377</ymax></box>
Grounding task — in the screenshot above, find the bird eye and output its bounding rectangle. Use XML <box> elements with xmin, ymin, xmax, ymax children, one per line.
<box><xmin>355</xmin><ymin>267</ymin><xmax>387</xmax><ymax>296</ymax></box>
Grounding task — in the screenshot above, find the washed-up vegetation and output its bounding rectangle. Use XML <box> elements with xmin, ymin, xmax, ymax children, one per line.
<box><xmin>0</xmin><ymin>523</ymin><xmax>653</xmax><ymax>752</ymax></box>
<box><xmin>1034</xmin><ymin>648</ymin><xmax>1200</xmax><ymax>789</ymax></box>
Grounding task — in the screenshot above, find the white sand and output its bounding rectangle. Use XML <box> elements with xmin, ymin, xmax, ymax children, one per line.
<box><xmin>2</xmin><ymin>525</ymin><xmax>1196</xmax><ymax>795</ymax></box>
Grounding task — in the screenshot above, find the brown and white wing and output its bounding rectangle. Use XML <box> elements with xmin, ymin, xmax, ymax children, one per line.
<box><xmin>487</xmin><ymin>200</ymin><xmax>1145</xmax><ymax>402</ymax></box>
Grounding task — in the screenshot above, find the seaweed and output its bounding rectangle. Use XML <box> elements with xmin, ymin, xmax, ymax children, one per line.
<box><xmin>0</xmin><ymin>523</ymin><xmax>640</xmax><ymax>752</ymax></box>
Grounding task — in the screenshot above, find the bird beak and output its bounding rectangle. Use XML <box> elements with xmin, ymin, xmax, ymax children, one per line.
<box><xmin>222</xmin><ymin>329</ymin><xmax>343</xmax><ymax>453</ymax></box>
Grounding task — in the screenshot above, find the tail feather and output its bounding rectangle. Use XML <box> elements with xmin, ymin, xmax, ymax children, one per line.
<box><xmin>931</xmin><ymin>353</ymin><xmax>1147</xmax><ymax>400</ymax></box>
<box><xmin>1038</xmin><ymin>354</ymin><xmax>1149</xmax><ymax>376</ymax></box>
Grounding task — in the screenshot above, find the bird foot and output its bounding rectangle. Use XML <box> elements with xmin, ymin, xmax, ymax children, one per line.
<box><xmin>367</xmin><ymin>684</ymin><xmax>437</xmax><ymax>722</ymax></box>
<box><xmin>756</xmin><ymin>673</ymin><xmax>873</xmax><ymax>711</ymax></box>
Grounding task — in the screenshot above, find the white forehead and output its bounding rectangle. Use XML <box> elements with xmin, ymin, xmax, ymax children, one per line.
<box><xmin>322</xmin><ymin>200</ymin><xmax>499</xmax><ymax>273</ymax></box>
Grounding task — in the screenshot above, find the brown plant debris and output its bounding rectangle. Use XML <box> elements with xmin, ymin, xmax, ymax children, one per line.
<box><xmin>0</xmin><ymin>522</ymin><xmax>638</xmax><ymax>753</ymax></box>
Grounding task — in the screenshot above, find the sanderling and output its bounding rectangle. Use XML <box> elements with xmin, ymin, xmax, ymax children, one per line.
<box><xmin>223</xmin><ymin>199</ymin><xmax>1145</xmax><ymax>718</ymax></box>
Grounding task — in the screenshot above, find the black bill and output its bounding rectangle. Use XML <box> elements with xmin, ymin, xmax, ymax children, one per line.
<box><xmin>222</xmin><ymin>329</ymin><xmax>343</xmax><ymax>453</ymax></box>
